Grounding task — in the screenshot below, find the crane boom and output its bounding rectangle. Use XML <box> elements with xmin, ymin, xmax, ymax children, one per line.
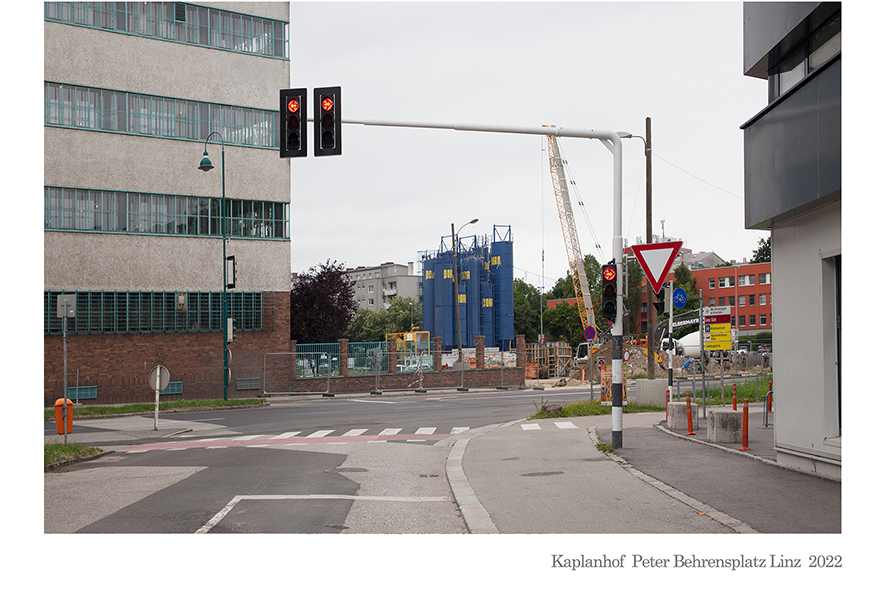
<box><xmin>546</xmin><ymin>134</ymin><xmax>596</xmax><ymax>335</ymax></box>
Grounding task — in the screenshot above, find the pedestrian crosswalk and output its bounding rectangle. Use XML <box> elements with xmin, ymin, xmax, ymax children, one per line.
<box><xmin>122</xmin><ymin>421</ymin><xmax>581</xmax><ymax>454</ymax></box>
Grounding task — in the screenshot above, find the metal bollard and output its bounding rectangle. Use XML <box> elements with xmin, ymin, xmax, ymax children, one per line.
<box><xmin>740</xmin><ymin>399</ymin><xmax>750</xmax><ymax>450</ymax></box>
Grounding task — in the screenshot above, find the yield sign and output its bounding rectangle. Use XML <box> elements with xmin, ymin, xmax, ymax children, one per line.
<box><xmin>632</xmin><ymin>241</ymin><xmax>683</xmax><ymax>294</ymax></box>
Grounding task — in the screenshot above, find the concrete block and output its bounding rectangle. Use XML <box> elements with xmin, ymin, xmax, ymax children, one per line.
<box><xmin>667</xmin><ymin>401</ymin><xmax>699</xmax><ymax>432</ymax></box>
<box><xmin>707</xmin><ymin>409</ymin><xmax>743</xmax><ymax>443</ymax></box>
<box><xmin>635</xmin><ymin>378</ymin><xmax>668</xmax><ymax>406</ymax></box>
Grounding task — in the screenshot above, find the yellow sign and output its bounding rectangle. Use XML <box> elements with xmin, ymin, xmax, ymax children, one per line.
<box><xmin>704</xmin><ymin>322</ymin><xmax>732</xmax><ymax>350</ymax></box>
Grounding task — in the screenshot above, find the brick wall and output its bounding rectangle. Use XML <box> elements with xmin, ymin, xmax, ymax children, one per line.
<box><xmin>43</xmin><ymin>292</ymin><xmax>290</xmax><ymax>407</ymax></box>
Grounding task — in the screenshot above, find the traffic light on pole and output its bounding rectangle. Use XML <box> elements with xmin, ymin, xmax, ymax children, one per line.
<box><xmin>601</xmin><ymin>260</ymin><xmax>617</xmax><ymax>323</ymax></box>
<box><xmin>279</xmin><ymin>88</ymin><xmax>307</xmax><ymax>158</ymax></box>
<box><xmin>314</xmin><ymin>86</ymin><xmax>341</xmax><ymax>156</ymax></box>
<box><xmin>653</xmin><ymin>288</ymin><xmax>665</xmax><ymax>316</ymax></box>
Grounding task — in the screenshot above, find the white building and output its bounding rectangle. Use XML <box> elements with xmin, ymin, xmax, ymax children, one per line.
<box><xmin>346</xmin><ymin>262</ymin><xmax>421</xmax><ymax>312</ymax></box>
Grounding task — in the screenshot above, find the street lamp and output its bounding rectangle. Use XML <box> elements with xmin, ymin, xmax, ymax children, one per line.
<box><xmin>198</xmin><ymin>131</ymin><xmax>229</xmax><ymax>401</ymax></box>
<box><xmin>451</xmin><ymin>218</ymin><xmax>478</xmax><ymax>364</ymax></box>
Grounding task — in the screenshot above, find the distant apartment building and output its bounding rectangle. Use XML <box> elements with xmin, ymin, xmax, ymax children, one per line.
<box><xmin>346</xmin><ymin>262</ymin><xmax>421</xmax><ymax>312</ymax></box>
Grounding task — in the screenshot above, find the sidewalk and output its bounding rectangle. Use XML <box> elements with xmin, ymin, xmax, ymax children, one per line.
<box><xmin>453</xmin><ymin>404</ymin><xmax>841</xmax><ymax>534</ymax></box>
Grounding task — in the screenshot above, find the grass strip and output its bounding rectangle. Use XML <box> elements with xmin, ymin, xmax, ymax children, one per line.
<box><xmin>45</xmin><ymin>443</ymin><xmax>103</xmax><ymax>468</ymax></box>
<box><xmin>44</xmin><ymin>398</ymin><xmax>266</xmax><ymax>421</ymax></box>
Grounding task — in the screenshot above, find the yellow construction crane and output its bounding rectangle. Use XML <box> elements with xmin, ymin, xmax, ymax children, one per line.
<box><xmin>546</xmin><ymin>133</ymin><xmax>597</xmax><ymax>337</ymax></box>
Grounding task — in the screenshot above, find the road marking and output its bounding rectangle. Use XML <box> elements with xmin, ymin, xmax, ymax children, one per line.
<box><xmin>271</xmin><ymin>431</ymin><xmax>301</xmax><ymax>439</ymax></box>
<box><xmin>555</xmin><ymin>421</ymin><xmax>578</xmax><ymax>429</ymax></box>
<box><xmin>451</xmin><ymin>427</ymin><xmax>470</xmax><ymax>434</ymax></box>
<box><xmin>379</xmin><ymin>428</ymin><xmax>402</xmax><ymax>436</ymax></box>
<box><xmin>351</xmin><ymin>399</ymin><xmax>397</xmax><ymax>404</ymax></box>
<box><xmin>415</xmin><ymin>427</ymin><xmax>436</xmax><ymax>435</ymax></box>
<box><xmin>342</xmin><ymin>429</ymin><xmax>368</xmax><ymax>437</ymax></box>
<box><xmin>231</xmin><ymin>435</ymin><xmax>266</xmax><ymax>440</ymax></box>
<box><xmin>196</xmin><ymin>494</ymin><xmax>451</xmax><ymax>534</ymax></box>
<box><xmin>306</xmin><ymin>430</ymin><xmax>334</xmax><ymax>438</ymax></box>
<box><xmin>521</xmin><ymin>423</ymin><xmax>541</xmax><ymax>431</ymax></box>
<box><xmin>206</xmin><ymin>446</ymin><xmax>228</xmax><ymax>449</ymax></box>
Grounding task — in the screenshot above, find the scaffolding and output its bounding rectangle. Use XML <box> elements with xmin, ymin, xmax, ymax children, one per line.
<box><xmin>526</xmin><ymin>342</ymin><xmax>573</xmax><ymax>378</ymax></box>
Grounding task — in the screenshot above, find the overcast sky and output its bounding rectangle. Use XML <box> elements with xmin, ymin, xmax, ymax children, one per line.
<box><xmin>287</xmin><ymin>1</ymin><xmax>771</xmax><ymax>287</ymax></box>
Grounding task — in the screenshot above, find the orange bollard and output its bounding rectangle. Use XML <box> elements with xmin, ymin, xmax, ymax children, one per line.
<box><xmin>686</xmin><ymin>395</ymin><xmax>695</xmax><ymax>435</ymax></box>
<box><xmin>732</xmin><ymin>383</ymin><xmax>737</xmax><ymax>411</ymax></box>
<box><xmin>740</xmin><ymin>399</ymin><xmax>750</xmax><ymax>450</ymax></box>
<box><xmin>768</xmin><ymin>381</ymin><xmax>774</xmax><ymax>413</ymax></box>
<box><xmin>665</xmin><ymin>388</ymin><xmax>670</xmax><ymax>426</ymax></box>
<box><xmin>55</xmin><ymin>397</ymin><xmax>73</xmax><ymax>435</ymax></box>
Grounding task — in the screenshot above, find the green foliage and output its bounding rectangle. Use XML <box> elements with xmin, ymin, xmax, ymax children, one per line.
<box><xmin>751</xmin><ymin>237</ymin><xmax>771</xmax><ymax>263</ymax></box>
<box><xmin>45</xmin><ymin>443</ymin><xmax>102</xmax><ymax>467</ymax></box>
<box><xmin>347</xmin><ymin>296</ymin><xmax>422</xmax><ymax>342</ymax></box>
<box><xmin>43</xmin><ymin>398</ymin><xmax>266</xmax><ymax>421</ymax></box>
<box><xmin>543</xmin><ymin>301</ymin><xmax>584</xmax><ymax>347</ymax></box>
<box><xmin>530</xmin><ymin>399</ymin><xmax>665</xmax><ymax>419</ymax></box>
<box><xmin>513</xmin><ymin>278</ymin><xmax>542</xmax><ymax>340</ymax></box>
<box><xmin>291</xmin><ymin>260</ymin><xmax>358</xmax><ymax>343</ymax></box>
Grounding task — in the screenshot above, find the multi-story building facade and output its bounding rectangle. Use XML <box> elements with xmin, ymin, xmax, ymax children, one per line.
<box><xmin>44</xmin><ymin>2</ymin><xmax>292</xmax><ymax>406</ymax></box>
<box><xmin>741</xmin><ymin>2</ymin><xmax>841</xmax><ymax>478</ymax></box>
<box><xmin>345</xmin><ymin>262</ymin><xmax>421</xmax><ymax>312</ymax></box>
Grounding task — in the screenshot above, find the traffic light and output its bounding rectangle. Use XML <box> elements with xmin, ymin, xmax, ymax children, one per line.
<box><xmin>314</xmin><ymin>86</ymin><xmax>341</xmax><ymax>156</ymax></box>
<box><xmin>280</xmin><ymin>88</ymin><xmax>307</xmax><ymax>158</ymax></box>
<box><xmin>653</xmin><ymin>288</ymin><xmax>665</xmax><ymax>316</ymax></box>
<box><xmin>601</xmin><ymin>260</ymin><xmax>617</xmax><ymax>323</ymax></box>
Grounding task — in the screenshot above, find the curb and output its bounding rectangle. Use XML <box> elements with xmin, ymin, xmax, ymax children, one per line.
<box><xmin>44</xmin><ymin>450</ymin><xmax>117</xmax><ymax>473</ymax></box>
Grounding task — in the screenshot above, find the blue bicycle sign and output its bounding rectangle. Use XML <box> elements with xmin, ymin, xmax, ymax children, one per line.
<box><xmin>673</xmin><ymin>287</ymin><xmax>688</xmax><ymax>309</ymax></box>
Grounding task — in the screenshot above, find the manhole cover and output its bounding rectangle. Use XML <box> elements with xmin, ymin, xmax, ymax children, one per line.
<box><xmin>521</xmin><ymin>471</ymin><xmax>564</xmax><ymax>477</ymax></box>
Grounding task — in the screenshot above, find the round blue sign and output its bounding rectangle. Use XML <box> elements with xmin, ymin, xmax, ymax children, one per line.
<box><xmin>673</xmin><ymin>287</ymin><xmax>688</xmax><ymax>309</ymax></box>
<box><xmin>584</xmin><ymin>326</ymin><xmax>596</xmax><ymax>341</ymax></box>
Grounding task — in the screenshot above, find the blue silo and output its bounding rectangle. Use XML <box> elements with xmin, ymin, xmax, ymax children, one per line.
<box><xmin>490</xmin><ymin>225</ymin><xmax>515</xmax><ymax>350</ymax></box>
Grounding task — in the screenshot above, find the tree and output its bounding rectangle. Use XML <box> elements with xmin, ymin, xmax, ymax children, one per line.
<box><xmin>347</xmin><ymin>297</ymin><xmax>422</xmax><ymax>343</ymax></box>
<box><xmin>543</xmin><ymin>301</ymin><xmax>583</xmax><ymax>347</ymax></box>
<box><xmin>513</xmin><ymin>278</ymin><xmax>541</xmax><ymax>340</ymax></box>
<box><xmin>751</xmin><ymin>236</ymin><xmax>771</xmax><ymax>263</ymax></box>
<box><xmin>290</xmin><ymin>260</ymin><xmax>357</xmax><ymax>343</ymax></box>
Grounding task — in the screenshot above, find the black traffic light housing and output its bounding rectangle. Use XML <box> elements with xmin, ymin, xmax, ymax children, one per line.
<box><xmin>653</xmin><ymin>288</ymin><xmax>665</xmax><ymax>316</ymax></box>
<box><xmin>280</xmin><ymin>88</ymin><xmax>307</xmax><ymax>158</ymax></box>
<box><xmin>314</xmin><ymin>86</ymin><xmax>342</xmax><ymax>156</ymax></box>
<box><xmin>601</xmin><ymin>260</ymin><xmax>617</xmax><ymax>323</ymax></box>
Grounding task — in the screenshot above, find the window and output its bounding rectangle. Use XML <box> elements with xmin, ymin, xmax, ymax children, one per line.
<box><xmin>46</xmin><ymin>82</ymin><xmax>279</xmax><ymax>149</ymax></box>
<box><xmin>718</xmin><ymin>276</ymin><xmax>735</xmax><ymax>288</ymax></box>
<box><xmin>749</xmin><ymin>315</ymin><xmax>756</xmax><ymax>327</ymax></box>
<box><xmin>738</xmin><ymin>274</ymin><xmax>756</xmax><ymax>286</ymax></box>
<box><xmin>749</xmin><ymin>294</ymin><xmax>756</xmax><ymax>306</ymax></box>
<box><xmin>768</xmin><ymin>10</ymin><xmax>840</xmax><ymax>100</ymax></box>
<box><xmin>739</xmin><ymin>315</ymin><xmax>746</xmax><ymax>327</ymax></box>
<box><xmin>45</xmin><ymin>2</ymin><xmax>289</xmax><ymax>59</ymax></box>
<box><xmin>739</xmin><ymin>295</ymin><xmax>745</xmax><ymax>307</ymax></box>
<box><xmin>759</xmin><ymin>273</ymin><xmax>771</xmax><ymax>285</ymax></box>
<box><xmin>729</xmin><ymin>296</ymin><xmax>735</xmax><ymax>307</ymax></box>
<box><xmin>45</xmin><ymin>290</ymin><xmax>263</xmax><ymax>335</ymax></box>
<box><xmin>760</xmin><ymin>294</ymin><xmax>767</xmax><ymax>306</ymax></box>
<box><xmin>709</xmin><ymin>278</ymin><xmax>716</xmax><ymax>289</ymax></box>
<box><xmin>760</xmin><ymin>314</ymin><xmax>767</xmax><ymax>326</ymax></box>
<box><xmin>45</xmin><ymin>186</ymin><xmax>289</xmax><ymax>239</ymax></box>
<box><xmin>718</xmin><ymin>297</ymin><xmax>725</xmax><ymax>306</ymax></box>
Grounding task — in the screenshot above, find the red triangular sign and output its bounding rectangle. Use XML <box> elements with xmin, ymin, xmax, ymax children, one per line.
<box><xmin>631</xmin><ymin>241</ymin><xmax>683</xmax><ymax>294</ymax></box>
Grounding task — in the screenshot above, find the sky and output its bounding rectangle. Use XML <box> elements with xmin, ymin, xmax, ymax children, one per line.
<box><xmin>287</xmin><ymin>1</ymin><xmax>771</xmax><ymax>288</ymax></box>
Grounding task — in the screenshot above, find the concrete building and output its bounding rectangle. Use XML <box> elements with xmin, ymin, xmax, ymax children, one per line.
<box><xmin>44</xmin><ymin>2</ymin><xmax>292</xmax><ymax>405</ymax></box>
<box><xmin>741</xmin><ymin>2</ymin><xmax>841</xmax><ymax>478</ymax></box>
<box><xmin>345</xmin><ymin>262</ymin><xmax>421</xmax><ymax>312</ymax></box>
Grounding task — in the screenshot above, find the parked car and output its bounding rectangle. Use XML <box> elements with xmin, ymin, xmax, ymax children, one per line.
<box><xmin>735</xmin><ymin>347</ymin><xmax>748</xmax><ymax>355</ymax></box>
<box><xmin>758</xmin><ymin>344</ymin><xmax>772</xmax><ymax>353</ymax></box>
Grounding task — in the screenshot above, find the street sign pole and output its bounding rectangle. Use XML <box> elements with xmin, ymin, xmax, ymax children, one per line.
<box><xmin>667</xmin><ymin>281</ymin><xmax>674</xmax><ymax>402</ymax></box>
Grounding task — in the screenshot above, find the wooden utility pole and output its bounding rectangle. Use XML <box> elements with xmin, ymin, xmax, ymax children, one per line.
<box><xmin>646</xmin><ymin>117</ymin><xmax>655</xmax><ymax>378</ymax></box>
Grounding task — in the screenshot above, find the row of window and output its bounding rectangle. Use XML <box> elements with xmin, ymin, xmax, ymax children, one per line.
<box><xmin>710</xmin><ymin>294</ymin><xmax>770</xmax><ymax>308</ymax></box>
<box><xmin>45</xmin><ymin>82</ymin><xmax>279</xmax><ymax>149</ymax></box>
<box><xmin>769</xmin><ymin>10</ymin><xmax>840</xmax><ymax>100</ymax></box>
<box><xmin>45</xmin><ymin>290</ymin><xmax>264</xmax><ymax>335</ymax></box>
<box><xmin>45</xmin><ymin>186</ymin><xmax>289</xmax><ymax>239</ymax></box>
<box><xmin>45</xmin><ymin>2</ymin><xmax>289</xmax><ymax>59</ymax></box>
<box><xmin>709</xmin><ymin>272</ymin><xmax>771</xmax><ymax>290</ymax></box>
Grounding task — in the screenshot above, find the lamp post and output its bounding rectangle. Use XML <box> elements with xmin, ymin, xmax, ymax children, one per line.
<box><xmin>451</xmin><ymin>218</ymin><xmax>478</xmax><ymax>364</ymax></box>
<box><xmin>198</xmin><ymin>131</ymin><xmax>229</xmax><ymax>401</ymax></box>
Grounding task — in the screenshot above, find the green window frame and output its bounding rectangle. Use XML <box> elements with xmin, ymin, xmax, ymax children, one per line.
<box><xmin>44</xmin><ymin>291</ymin><xmax>265</xmax><ymax>335</ymax></box>
<box><xmin>45</xmin><ymin>2</ymin><xmax>289</xmax><ymax>60</ymax></box>
<box><xmin>45</xmin><ymin>186</ymin><xmax>289</xmax><ymax>239</ymax></box>
<box><xmin>45</xmin><ymin>82</ymin><xmax>279</xmax><ymax>149</ymax></box>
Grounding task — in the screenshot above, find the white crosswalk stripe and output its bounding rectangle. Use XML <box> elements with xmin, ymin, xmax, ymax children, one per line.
<box><xmin>415</xmin><ymin>427</ymin><xmax>436</xmax><ymax>435</ymax></box>
<box><xmin>271</xmin><ymin>431</ymin><xmax>301</xmax><ymax>439</ymax></box>
<box><xmin>451</xmin><ymin>427</ymin><xmax>469</xmax><ymax>434</ymax></box>
<box><xmin>306</xmin><ymin>430</ymin><xmax>334</xmax><ymax>438</ymax></box>
<box><xmin>379</xmin><ymin>428</ymin><xmax>402</xmax><ymax>436</ymax></box>
<box><xmin>342</xmin><ymin>429</ymin><xmax>368</xmax><ymax>437</ymax></box>
<box><xmin>555</xmin><ymin>421</ymin><xmax>577</xmax><ymax>429</ymax></box>
<box><xmin>521</xmin><ymin>423</ymin><xmax>541</xmax><ymax>430</ymax></box>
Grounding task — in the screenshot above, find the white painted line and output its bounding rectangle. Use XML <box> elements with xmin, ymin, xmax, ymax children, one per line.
<box><xmin>351</xmin><ymin>399</ymin><xmax>397</xmax><ymax>404</ymax></box>
<box><xmin>415</xmin><ymin>427</ymin><xmax>436</xmax><ymax>435</ymax></box>
<box><xmin>247</xmin><ymin>444</ymin><xmax>269</xmax><ymax>448</ymax></box>
<box><xmin>407</xmin><ymin>439</ymin><xmax>427</xmax><ymax>442</ymax></box>
<box><xmin>521</xmin><ymin>423</ymin><xmax>541</xmax><ymax>431</ymax></box>
<box><xmin>166</xmin><ymin>448</ymin><xmax>188</xmax><ymax>451</ymax></box>
<box><xmin>196</xmin><ymin>494</ymin><xmax>451</xmax><ymax>534</ymax></box>
<box><xmin>206</xmin><ymin>446</ymin><xmax>228</xmax><ymax>449</ymax></box>
<box><xmin>379</xmin><ymin>428</ymin><xmax>402</xmax><ymax>436</ymax></box>
<box><xmin>306</xmin><ymin>430</ymin><xmax>334</xmax><ymax>438</ymax></box>
<box><xmin>231</xmin><ymin>435</ymin><xmax>266</xmax><ymax>440</ymax></box>
<box><xmin>342</xmin><ymin>429</ymin><xmax>368</xmax><ymax>437</ymax></box>
<box><xmin>555</xmin><ymin>421</ymin><xmax>578</xmax><ymax>429</ymax></box>
<box><xmin>271</xmin><ymin>431</ymin><xmax>301</xmax><ymax>439</ymax></box>
<box><xmin>451</xmin><ymin>427</ymin><xmax>470</xmax><ymax>434</ymax></box>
